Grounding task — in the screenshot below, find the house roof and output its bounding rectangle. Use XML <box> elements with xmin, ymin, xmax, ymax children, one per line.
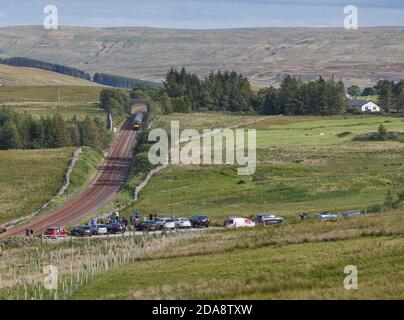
<box><xmin>349</xmin><ymin>99</ymin><xmax>368</xmax><ymax>107</ymax></box>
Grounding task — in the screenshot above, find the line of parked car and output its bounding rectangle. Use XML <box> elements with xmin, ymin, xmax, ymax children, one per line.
<box><xmin>42</xmin><ymin>209</ymin><xmax>363</xmax><ymax>238</ymax></box>
<box><xmin>223</xmin><ymin>210</ymin><xmax>363</xmax><ymax>229</ymax></box>
<box><xmin>223</xmin><ymin>214</ymin><xmax>285</xmax><ymax>228</ymax></box>
<box><xmin>43</xmin><ymin>215</ymin><xmax>211</xmax><ymax>238</ymax></box>
<box><xmin>135</xmin><ymin>216</ymin><xmax>210</xmax><ymax>232</ymax></box>
<box><xmin>313</xmin><ymin>210</ymin><xmax>362</xmax><ymax>220</ymax></box>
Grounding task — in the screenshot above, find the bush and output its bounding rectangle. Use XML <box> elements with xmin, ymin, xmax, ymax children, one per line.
<box><xmin>383</xmin><ymin>189</ymin><xmax>401</xmax><ymax>210</ymax></box>
<box><xmin>378</xmin><ymin>124</ymin><xmax>388</xmax><ymax>140</ymax></box>
<box><xmin>366</xmin><ymin>204</ymin><xmax>383</xmax><ymax>213</ymax></box>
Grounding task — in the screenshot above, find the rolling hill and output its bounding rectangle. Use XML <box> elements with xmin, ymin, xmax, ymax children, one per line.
<box><xmin>0</xmin><ymin>63</ymin><xmax>97</xmax><ymax>86</ymax></box>
<box><xmin>0</xmin><ymin>26</ymin><xmax>403</xmax><ymax>87</ymax></box>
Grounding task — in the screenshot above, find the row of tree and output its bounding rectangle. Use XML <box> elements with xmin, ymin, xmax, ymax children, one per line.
<box><xmin>158</xmin><ymin>68</ymin><xmax>347</xmax><ymax>115</ymax></box>
<box><xmin>162</xmin><ymin>68</ymin><xmax>254</xmax><ymax>113</ymax></box>
<box><xmin>0</xmin><ymin>57</ymin><xmax>161</xmax><ymax>89</ymax></box>
<box><xmin>93</xmin><ymin>73</ymin><xmax>160</xmax><ymax>89</ymax></box>
<box><xmin>255</xmin><ymin>75</ymin><xmax>346</xmax><ymax>115</ymax></box>
<box><xmin>0</xmin><ymin>107</ymin><xmax>111</xmax><ymax>150</ymax></box>
<box><xmin>0</xmin><ymin>57</ymin><xmax>91</xmax><ymax>81</ymax></box>
<box><xmin>374</xmin><ymin>80</ymin><xmax>404</xmax><ymax>112</ymax></box>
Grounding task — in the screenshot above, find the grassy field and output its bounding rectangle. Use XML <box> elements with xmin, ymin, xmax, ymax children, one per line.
<box><xmin>0</xmin><ymin>85</ymin><xmax>105</xmax><ymax>119</ymax></box>
<box><xmin>0</xmin><ymin>64</ymin><xmax>98</xmax><ymax>86</ymax></box>
<box><xmin>246</xmin><ymin>115</ymin><xmax>404</xmax><ymax>147</ymax></box>
<box><xmin>0</xmin><ymin>148</ymin><xmax>73</xmax><ymax>224</ymax></box>
<box><xmin>72</xmin><ymin>210</ymin><xmax>404</xmax><ymax>300</ymax></box>
<box><xmin>1</xmin><ymin>112</ymin><xmax>403</xmax><ymax>300</ymax></box>
<box><xmin>154</xmin><ymin>112</ymin><xmax>262</xmax><ymax>131</ymax></box>
<box><xmin>356</xmin><ymin>95</ymin><xmax>379</xmax><ymax>103</ymax></box>
<box><xmin>120</xmin><ymin>114</ymin><xmax>404</xmax><ymax>222</ymax></box>
<box><xmin>0</xmin><ymin>147</ymin><xmax>103</xmax><ymax>225</ymax></box>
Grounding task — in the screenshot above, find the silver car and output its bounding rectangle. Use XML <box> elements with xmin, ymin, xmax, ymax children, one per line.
<box><xmin>342</xmin><ymin>211</ymin><xmax>362</xmax><ymax>218</ymax></box>
<box><xmin>90</xmin><ymin>224</ymin><xmax>108</xmax><ymax>235</ymax></box>
<box><xmin>314</xmin><ymin>212</ymin><xmax>339</xmax><ymax>220</ymax></box>
<box><xmin>156</xmin><ymin>218</ymin><xmax>176</xmax><ymax>230</ymax></box>
<box><xmin>174</xmin><ymin>218</ymin><xmax>192</xmax><ymax>229</ymax></box>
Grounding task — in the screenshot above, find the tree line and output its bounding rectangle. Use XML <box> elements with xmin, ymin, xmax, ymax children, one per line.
<box><xmin>145</xmin><ymin>68</ymin><xmax>346</xmax><ymax>115</ymax></box>
<box><xmin>0</xmin><ymin>107</ymin><xmax>111</xmax><ymax>150</ymax></box>
<box><xmin>93</xmin><ymin>73</ymin><xmax>160</xmax><ymax>89</ymax></box>
<box><xmin>0</xmin><ymin>57</ymin><xmax>161</xmax><ymax>88</ymax></box>
<box><xmin>0</xmin><ymin>57</ymin><xmax>91</xmax><ymax>81</ymax></box>
<box><xmin>374</xmin><ymin>80</ymin><xmax>404</xmax><ymax>112</ymax></box>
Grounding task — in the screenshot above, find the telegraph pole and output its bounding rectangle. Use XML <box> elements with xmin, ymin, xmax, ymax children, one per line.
<box><xmin>170</xmin><ymin>194</ymin><xmax>173</xmax><ymax>218</ymax></box>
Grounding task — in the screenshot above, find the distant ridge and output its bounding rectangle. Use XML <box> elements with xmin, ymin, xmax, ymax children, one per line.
<box><xmin>1</xmin><ymin>26</ymin><xmax>404</xmax><ymax>87</ymax></box>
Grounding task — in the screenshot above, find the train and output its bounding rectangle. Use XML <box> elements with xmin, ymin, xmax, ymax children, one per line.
<box><xmin>132</xmin><ymin>112</ymin><xmax>145</xmax><ymax>130</ymax></box>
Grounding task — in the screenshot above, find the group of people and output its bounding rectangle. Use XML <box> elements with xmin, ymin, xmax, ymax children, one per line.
<box><xmin>97</xmin><ymin>210</ymin><xmax>161</xmax><ymax>228</ymax></box>
<box><xmin>129</xmin><ymin>210</ymin><xmax>160</xmax><ymax>225</ymax></box>
<box><xmin>25</xmin><ymin>228</ymin><xmax>34</xmax><ymax>239</ymax></box>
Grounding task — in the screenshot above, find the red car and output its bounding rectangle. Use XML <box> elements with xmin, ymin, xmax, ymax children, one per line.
<box><xmin>44</xmin><ymin>227</ymin><xmax>68</xmax><ymax>238</ymax></box>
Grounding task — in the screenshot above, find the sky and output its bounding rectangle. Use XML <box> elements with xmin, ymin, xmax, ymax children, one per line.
<box><xmin>0</xmin><ymin>0</ymin><xmax>403</xmax><ymax>28</ymax></box>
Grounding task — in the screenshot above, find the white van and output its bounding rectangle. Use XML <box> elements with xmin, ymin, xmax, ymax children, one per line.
<box><xmin>224</xmin><ymin>217</ymin><xmax>256</xmax><ymax>228</ymax></box>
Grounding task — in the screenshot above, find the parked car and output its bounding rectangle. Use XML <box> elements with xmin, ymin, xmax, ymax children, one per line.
<box><xmin>156</xmin><ymin>218</ymin><xmax>176</xmax><ymax>230</ymax></box>
<box><xmin>70</xmin><ymin>226</ymin><xmax>92</xmax><ymax>237</ymax></box>
<box><xmin>90</xmin><ymin>224</ymin><xmax>108</xmax><ymax>235</ymax></box>
<box><xmin>136</xmin><ymin>220</ymin><xmax>158</xmax><ymax>232</ymax></box>
<box><xmin>44</xmin><ymin>227</ymin><xmax>68</xmax><ymax>238</ymax></box>
<box><xmin>342</xmin><ymin>211</ymin><xmax>362</xmax><ymax>218</ymax></box>
<box><xmin>0</xmin><ymin>226</ymin><xmax>6</xmax><ymax>234</ymax></box>
<box><xmin>174</xmin><ymin>218</ymin><xmax>192</xmax><ymax>229</ymax></box>
<box><xmin>224</xmin><ymin>217</ymin><xmax>256</xmax><ymax>228</ymax></box>
<box><xmin>107</xmin><ymin>221</ymin><xmax>126</xmax><ymax>234</ymax></box>
<box><xmin>190</xmin><ymin>216</ymin><xmax>210</xmax><ymax>228</ymax></box>
<box><xmin>314</xmin><ymin>212</ymin><xmax>339</xmax><ymax>220</ymax></box>
<box><xmin>256</xmin><ymin>214</ymin><xmax>284</xmax><ymax>225</ymax></box>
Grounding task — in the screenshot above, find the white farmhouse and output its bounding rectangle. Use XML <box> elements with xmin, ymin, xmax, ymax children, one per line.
<box><xmin>349</xmin><ymin>100</ymin><xmax>381</xmax><ymax>113</ymax></box>
<box><xmin>360</xmin><ymin>101</ymin><xmax>380</xmax><ymax>112</ymax></box>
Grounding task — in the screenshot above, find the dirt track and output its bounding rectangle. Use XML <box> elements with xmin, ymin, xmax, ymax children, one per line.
<box><xmin>1</xmin><ymin>117</ymin><xmax>139</xmax><ymax>238</ymax></box>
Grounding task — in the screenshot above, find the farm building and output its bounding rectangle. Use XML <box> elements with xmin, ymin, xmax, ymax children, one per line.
<box><xmin>349</xmin><ymin>100</ymin><xmax>381</xmax><ymax>112</ymax></box>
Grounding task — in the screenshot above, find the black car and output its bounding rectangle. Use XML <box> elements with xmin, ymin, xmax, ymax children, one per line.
<box><xmin>136</xmin><ymin>220</ymin><xmax>158</xmax><ymax>232</ymax></box>
<box><xmin>107</xmin><ymin>221</ymin><xmax>126</xmax><ymax>234</ymax></box>
<box><xmin>70</xmin><ymin>226</ymin><xmax>92</xmax><ymax>237</ymax></box>
<box><xmin>190</xmin><ymin>215</ymin><xmax>210</xmax><ymax>228</ymax></box>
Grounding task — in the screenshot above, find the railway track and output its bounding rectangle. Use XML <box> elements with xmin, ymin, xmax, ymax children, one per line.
<box><xmin>1</xmin><ymin>116</ymin><xmax>141</xmax><ymax>238</ymax></box>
